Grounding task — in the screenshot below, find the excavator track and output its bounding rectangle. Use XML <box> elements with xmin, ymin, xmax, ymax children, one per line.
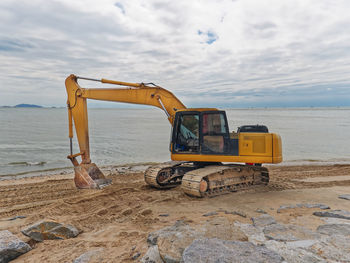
<box><xmin>181</xmin><ymin>164</ymin><xmax>269</xmax><ymax>197</ymax></box>
<box><xmin>144</xmin><ymin>162</ymin><xmax>184</xmax><ymax>189</ymax></box>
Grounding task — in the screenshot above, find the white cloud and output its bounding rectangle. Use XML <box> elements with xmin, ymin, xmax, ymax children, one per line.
<box><xmin>0</xmin><ymin>0</ymin><xmax>349</xmax><ymax>107</ymax></box>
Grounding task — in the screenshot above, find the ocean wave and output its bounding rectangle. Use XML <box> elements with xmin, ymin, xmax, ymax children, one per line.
<box><xmin>8</xmin><ymin>161</ymin><xmax>46</xmax><ymax>166</ymax></box>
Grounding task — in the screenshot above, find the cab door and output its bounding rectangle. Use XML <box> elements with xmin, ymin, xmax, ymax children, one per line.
<box><xmin>172</xmin><ymin>112</ymin><xmax>200</xmax><ymax>154</ymax></box>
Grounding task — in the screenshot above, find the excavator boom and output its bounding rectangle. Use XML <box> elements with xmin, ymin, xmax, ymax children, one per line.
<box><xmin>65</xmin><ymin>74</ymin><xmax>186</xmax><ymax>188</ymax></box>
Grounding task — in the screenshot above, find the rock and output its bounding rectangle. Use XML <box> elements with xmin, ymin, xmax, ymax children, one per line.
<box><xmin>199</xmin><ymin>217</ymin><xmax>248</xmax><ymax>241</ymax></box>
<box><xmin>309</xmin><ymin>235</ymin><xmax>350</xmax><ymax>262</ymax></box>
<box><xmin>0</xmin><ymin>230</ymin><xmax>31</xmax><ymax>263</ymax></box>
<box><xmin>251</xmin><ymin>214</ymin><xmax>277</xmax><ymax>227</ymax></box>
<box><xmin>317</xmin><ymin>224</ymin><xmax>350</xmax><ymax>236</ymax></box>
<box><xmin>73</xmin><ymin>249</ymin><xmax>103</xmax><ymax>263</ymax></box>
<box><xmin>265</xmin><ymin>240</ymin><xmax>324</xmax><ymax>263</ymax></box>
<box><xmin>339</xmin><ymin>194</ymin><xmax>350</xmax><ymax>200</ymax></box>
<box><xmin>182</xmin><ymin>238</ymin><xmax>284</xmax><ymax>263</ymax></box>
<box><xmin>202</xmin><ymin>211</ymin><xmax>217</xmax><ymax>217</ymax></box>
<box><xmin>140</xmin><ymin>245</ymin><xmax>163</xmax><ymax>263</ymax></box>
<box><xmin>263</xmin><ymin>223</ymin><xmax>319</xmax><ymax>242</ymax></box>
<box><xmin>8</xmin><ymin>216</ymin><xmax>26</xmax><ymax>221</ymax></box>
<box><xmin>313</xmin><ymin>210</ymin><xmax>350</xmax><ymax>220</ymax></box>
<box><xmin>297</xmin><ymin>203</ymin><xmax>330</xmax><ymax>209</ymax></box>
<box><xmin>225</xmin><ymin>210</ymin><xmax>247</xmax><ymax>217</ymax></box>
<box><xmin>159</xmin><ymin>214</ymin><xmax>169</xmax><ymax>217</ymax></box>
<box><xmin>255</xmin><ymin>208</ymin><xmax>267</xmax><ymax>214</ymax></box>
<box><xmin>21</xmin><ymin>220</ymin><xmax>79</xmax><ymax>242</ymax></box>
<box><xmin>277</xmin><ymin>203</ymin><xmax>329</xmax><ymax>213</ymax></box>
<box><xmin>234</xmin><ymin>222</ymin><xmax>266</xmax><ymax>245</ymax></box>
<box><xmin>132</xmin><ymin>252</ymin><xmax>141</xmax><ymax>260</ymax></box>
<box><xmin>148</xmin><ymin>220</ymin><xmax>202</xmax><ymax>263</ymax></box>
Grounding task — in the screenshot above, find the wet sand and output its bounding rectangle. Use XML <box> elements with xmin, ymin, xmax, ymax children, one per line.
<box><xmin>0</xmin><ymin>164</ymin><xmax>350</xmax><ymax>262</ymax></box>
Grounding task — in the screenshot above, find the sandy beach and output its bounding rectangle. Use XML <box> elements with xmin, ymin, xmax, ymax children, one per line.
<box><xmin>1</xmin><ymin>164</ymin><xmax>350</xmax><ymax>262</ymax></box>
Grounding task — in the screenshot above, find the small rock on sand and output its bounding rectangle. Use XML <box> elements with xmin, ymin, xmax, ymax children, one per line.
<box><xmin>313</xmin><ymin>210</ymin><xmax>350</xmax><ymax>220</ymax></box>
<box><xmin>339</xmin><ymin>194</ymin><xmax>350</xmax><ymax>201</ymax></box>
<box><xmin>21</xmin><ymin>220</ymin><xmax>79</xmax><ymax>242</ymax></box>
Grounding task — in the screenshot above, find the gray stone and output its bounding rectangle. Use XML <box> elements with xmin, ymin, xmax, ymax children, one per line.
<box><xmin>198</xmin><ymin>217</ymin><xmax>247</xmax><ymax>241</ymax></box>
<box><xmin>309</xmin><ymin>235</ymin><xmax>350</xmax><ymax>262</ymax></box>
<box><xmin>277</xmin><ymin>204</ymin><xmax>296</xmax><ymax>213</ymax></box>
<box><xmin>21</xmin><ymin>220</ymin><xmax>79</xmax><ymax>241</ymax></box>
<box><xmin>182</xmin><ymin>238</ymin><xmax>284</xmax><ymax>263</ymax></box>
<box><xmin>0</xmin><ymin>230</ymin><xmax>31</xmax><ymax>263</ymax></box>
<box><xmin>317</xmin><ymin>224</ymin><xmax>350</xmax><ymax>236</ymax></box>
<box><xmin>255</xmin><ymin>208</ymin><xmax>267</xmax><ymax>214</ymax></box>
<box><xmin>225</xmin><ymin>210</ymin><xmax>247</xmax><ymax>218</ymax></box>
<box><xmin>73</xmin><ymin>249</ymin><xmax>103</xmax><ymax>263</ymax></box>
<box><xmin>148</xmin><ymin>220</ymin><xmax>202</xmax><ymax>263</ymax></box>
<box><xmin>202</xmin><ymin>211</ymin><xmax>217</xmax><ymax>217</ymax></box>
<box><xmin>277</xmin><ymin>203</ymin><xmax>329</xmax><ymax>213</ymax></box>
<box><xmin>234</xmin><ymin>222</ymin><xmax>266</xmax><ymax>245</ymax></box>
<box><xmin>339</xmin><ymin>194</ymin><xmax>350</xmax><ymax>200</ymax></box>
<box><xmin>132</xmin><ymin>252</ymin><xmax>141</xmax><ymax>260</ymax></box>
<box><xmin>298</xmin><ymin>203</ymin><xmax>330</xmax><ymax>210</ymax></box>
<box><xmin>265</xmin><ymin>240</ymin><xmax>325</xmax><ymax>263</ymax></box>
<box><xmin>263</xmin><ymin>223</ymin><xmax>319</xmax><ymax>242</ymax></box>
<box><xmin>251</xmin><ymin>214</ymin><xmax>277</xmax><ymax>227</ymax></box>
<box><xmin>140</xmin><ymin>245</ymin><xmax>163</xmax><ymax>263</ymax></box>
<box><xmin>313</xmin><ymin>210</ymin><xmax>350</xmax><ymax>220</ymax></box>
<box><xmin>8</xmin><ymin>216</ymin><xmax>26</xmax><ymax>221</ymax></box>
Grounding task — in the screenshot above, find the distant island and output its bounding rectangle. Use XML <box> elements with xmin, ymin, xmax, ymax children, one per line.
<box><xmin>0</xmin><ymin>104</ymin><xmax>43</xmax><ymax>108</ymax></box>
<box><xmin>15</xmin><ymin>104</ymin><xmax>43</xmax><ymax>108</ymax></box>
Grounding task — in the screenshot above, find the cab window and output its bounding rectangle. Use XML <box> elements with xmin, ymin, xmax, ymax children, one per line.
<box><xmin>202</xmin><ymin>113</ymin><xmax>227</xmax><ymax>154</ymax></box>
<box><xmin>174</xmin><ymin>114</ymin><xmax>199</xmax><ymax>153</ymax></box>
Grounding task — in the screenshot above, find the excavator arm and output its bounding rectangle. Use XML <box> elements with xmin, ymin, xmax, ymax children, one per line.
<box><xmin>65</xmin><ymin>74</ymin><xmax>186</xmax><ymax>188</ymax></box>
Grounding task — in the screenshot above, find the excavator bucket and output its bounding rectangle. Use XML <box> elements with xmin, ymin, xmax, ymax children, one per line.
<box><xmin>73</xmin><ymin>163</ymin><xmax>112</xmax><ymax>189</ymax></box>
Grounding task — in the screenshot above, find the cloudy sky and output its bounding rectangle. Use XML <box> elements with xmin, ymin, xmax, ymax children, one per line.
<box><xmin>0</xmin><ymin>0</ymin><xmax>349</xmax><ymax>108</ymax></box>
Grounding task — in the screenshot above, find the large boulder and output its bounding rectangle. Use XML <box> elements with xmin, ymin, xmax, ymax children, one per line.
<box><xmin>182</xmin><ymin>238</ymin><xmax>284</xmax><ymax>263</ymax></box>
<box><xmin>147</xmin><ymin>220</ymin><xmax>202</xmax><ymax>263</ymax></box>
<box><xmin>21</xmin><ymin>220</ymin><xmax>79</xmax><ymax>241</ymax></box>
<box><xmin>0</xmin><ymin>230</ymin><xmax>31</xmax><ymax>263</ymax></box>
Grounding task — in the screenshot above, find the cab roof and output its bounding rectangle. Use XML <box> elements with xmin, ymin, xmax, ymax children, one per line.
<box><xmin>177</xmin><ymin>108</ymin><xmax>219</xmax><ymax>112</ymax></box>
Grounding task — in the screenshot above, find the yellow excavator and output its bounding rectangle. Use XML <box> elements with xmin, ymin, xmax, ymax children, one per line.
<box><xmin>65</xmin><ymin>74</ymin><xmax>282</xmax><ymax>197</ymax></box>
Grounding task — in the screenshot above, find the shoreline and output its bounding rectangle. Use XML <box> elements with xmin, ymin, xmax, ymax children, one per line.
<box><xmin>1</xmin><ymin>160</ymin><xmax>349</xmax><ymax>181</ymax></box>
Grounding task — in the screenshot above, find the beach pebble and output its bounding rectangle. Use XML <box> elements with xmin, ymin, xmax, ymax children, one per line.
<box><xmin>203</xmin><ymin>211</ymin><xmax>218</xmax><ymax>217</ymax></box>
<box><xmin>21</xmin><ymin>220</ymin><xmax>79</xmax><ymax>242</ymax></box>
<box><xmin>339</xmin><ymin>194</ymin><xmax>350</xmax><ymax>201</ymax></box>
<box><xmin>132</xmin><ymin>252</ymin><xmax>141</xmax><ymax>260</ymax></box>
<box><xmin>0</xmin><ymin>230</ymin><xmax>31</xmax><ymax>262</ymax></box>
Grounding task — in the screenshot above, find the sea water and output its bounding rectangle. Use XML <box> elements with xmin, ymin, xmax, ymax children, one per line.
<box><xmin>0</xmin><ymin>107</ymin><xmax>349</xmax><ymax>177</ymax></box>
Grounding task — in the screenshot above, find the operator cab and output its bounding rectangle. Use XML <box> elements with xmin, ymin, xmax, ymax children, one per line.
<box><xmin>171</xmin><ymin>109</ymin><xmax>238</xmax><ymax>155</ymax></box>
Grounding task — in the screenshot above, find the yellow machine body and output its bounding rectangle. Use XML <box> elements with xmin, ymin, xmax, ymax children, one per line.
<box><xmin>65</xmin><ymin>74</ymin><xmax>282</xmax><ymax>189</ymax></box>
